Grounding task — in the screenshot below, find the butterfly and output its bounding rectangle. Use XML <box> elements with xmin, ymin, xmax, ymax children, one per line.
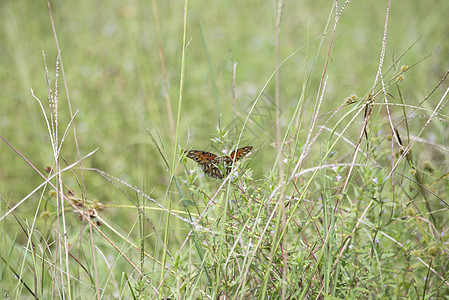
<box><xmin>184</xmin><ymin>146</ymin><xmax>253</xmax><ymax>179</ymax></box>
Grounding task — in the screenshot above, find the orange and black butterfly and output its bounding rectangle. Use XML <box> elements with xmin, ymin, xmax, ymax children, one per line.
<box><xmin>184</xmin><ymin>146</ymin><xmax>253</xmax><ymax>179</ymax></box>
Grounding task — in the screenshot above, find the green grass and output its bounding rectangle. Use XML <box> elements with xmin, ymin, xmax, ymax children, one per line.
<box><xmin>1</xmin><ymin>0</ymin><xmax>448</xmax><ymax>298</ymax></box>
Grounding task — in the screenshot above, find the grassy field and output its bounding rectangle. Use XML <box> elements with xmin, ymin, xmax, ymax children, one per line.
<box><xmin>1</xmin><ymin>0</ymin><xmax>448</xmax><ymax>298</ymax></box>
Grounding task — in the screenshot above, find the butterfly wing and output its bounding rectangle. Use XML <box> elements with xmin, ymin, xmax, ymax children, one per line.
<box><xmin>228</xmin><ymin>146</ymin><xmax>253</xmax><ymax>162</ymax></box>
<box><xmin>201</xmin><ymin>162</ymin><xmax>224</xmax><ymax>179</ymax></box>
<box><xmin>185</xmin><ymin>150</ymin><xmax>218</xmax><ymax>164</ymax></box>
<box><xmin>221</xmin><ymin>146</ymin><xmax>253</xmax><ymax>177</ymax></box>
<box><xmin>185</xmin><ymin>150</ymin><xmax>224</xmax><ymax>179</ymax></box>
<box><xmin>185</xmin><ymin>146</ymin><xmax>253</xmax><ymax>179</ymax></box>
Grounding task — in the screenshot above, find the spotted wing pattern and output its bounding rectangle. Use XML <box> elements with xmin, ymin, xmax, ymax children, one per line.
<box><xmin>229</xmin><ymin>146</ymin><xmax>253</xmax><ymax>161</ymax></box>
<box><xmin>184</xmin><ymin>150</ymin><xmax>218</xmax><ymax>164</ymax></box>
<box><xmin>185</xmin><ymin>146</ymin><xmax>253</xmax><ymax>179</ymax></box>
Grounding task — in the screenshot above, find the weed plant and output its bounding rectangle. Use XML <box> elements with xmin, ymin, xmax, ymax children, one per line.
<box><xmin>1</xmin><ymin>0</ymin><xmax>448</xmax><ymax>299</ymax></box>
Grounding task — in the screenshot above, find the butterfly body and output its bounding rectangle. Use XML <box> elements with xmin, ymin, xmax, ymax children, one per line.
<box><xmin>185</xmin><ymin>146</ymin><xmax>253</xmax><ymax>179</ymax></box>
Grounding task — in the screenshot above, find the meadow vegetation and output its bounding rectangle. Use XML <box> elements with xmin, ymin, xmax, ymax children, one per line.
<box><xmin>1</xmin><ymin>0</ymin><xmax>448</xmax><ymax>298</ymax></box>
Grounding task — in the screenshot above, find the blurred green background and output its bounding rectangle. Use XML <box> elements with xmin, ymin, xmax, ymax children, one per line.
<box><xmin>1</xmin><ymin>0</ymin><xmax>448</xmax><ymax>240</ymax></box>
<box><xmin>1</xmin><ymin>0</ymin><xmax>449</xmax><ymax>297</ymax></box>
